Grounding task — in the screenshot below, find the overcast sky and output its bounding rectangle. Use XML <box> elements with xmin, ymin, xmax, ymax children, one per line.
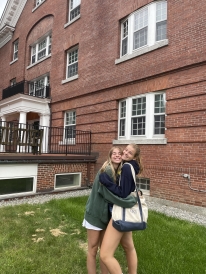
<box><xmin>0</xmin><ymin>0</ymin><xmax>8</xmax><ymax>19</ymax></box>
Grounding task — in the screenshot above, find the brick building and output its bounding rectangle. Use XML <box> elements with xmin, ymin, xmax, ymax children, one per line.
<box><xmin>0</xmin><ymin>0</ymin><xmax>205</xmax><ymax>207</ymax></box>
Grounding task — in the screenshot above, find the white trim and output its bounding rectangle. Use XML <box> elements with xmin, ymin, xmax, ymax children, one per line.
<box><xmin>10</xmin><ymin>58</ymin><xmax>18</xmax><ymax>65</ymax></box>
<box><xmin>62</xmin><ymin>74</ymin><xmax>78</xmax><ymax>84</ymax></box>
<box><xmin>0</xmin><ymin>163</ymin><xmax>38</xmax><ymax>199</ymax></box>
<box><xmin>32</xmin><ymin>0</ymin><xmax>47</xmax><ymax>12</ymax></box>
<box><xmin>54</xmin><ymin>172</ymin><xmax>81</xmax><ymax>190</ymax></box>
<box><xmin>117</xmin><ymin>91</ymin><xmax>166</xmax><ymax>141</ymax></box>
<box><xmin>27</xmin><ymin>53</ymin><xmax>51</xmax><ymax>69</ymax></box>
<box><xmin>115</xmin><ymin>39</ymin><xmax>168</xmax><ymax>64</ymax></box>
<box><xmin>0</xmin><ymin>0</ymin><xmax>27</xmax><ymax>49</ymax></box>
<box><xmin>0</xmin><ymin>93</ymin><xmax>51</xmax><ymax>117</ymax></box>
<box><xmin>113</xmin><ymin>138</ymin><xmax>167</xmax><ymax>145</ymax></box>
<box><xmin>64</xmin><ymin>14</ymin><xmax>81</xmax><ymax>28</ymax></box>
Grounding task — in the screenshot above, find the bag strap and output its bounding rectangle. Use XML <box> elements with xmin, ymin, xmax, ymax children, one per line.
<box><xmin>123</xmin><ymin>162</ymin><xmax>144</xmax><ymax>222</ymax></box>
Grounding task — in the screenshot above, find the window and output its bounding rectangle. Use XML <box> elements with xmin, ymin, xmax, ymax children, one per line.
<box><xmin>31</xmin><ymin>34</ymin><xmax>51</xmax><ymax>64</ymax></box>
<box><xmin>64</xmin><ymin>111</ymin><xmax>76</xmax><ymax>140</ymax></box>
<box><xmin>10</xmin><ymin>78</ymin><xmax>16</xmax><ymax>86</ymax></box>
<box><xmin>120</xmin><ymin>1</ymin><xmax>167</xmax><ymax>57</ymax></box>
<box><xmin>29</xmin><ymin>75</ymin><xmax>50</xmax><ymax>98</ymax></box>
<box><xmin>156</xmin><ymin>1</ymin><xmax>167</xmax><ymax>41</ymax></box>
<box><xmin>13</xmin><ymin>40</ymin><xmax>19</xmax><ymax>60</ymax></box>
<box><xmin>0</xmin><ymin>178</ymin><xmax>33</xmax><ymax>195</ymax></box>
<box><xmin>69</xmin><ymin>0</ymin><xmax>81</xmax><ymax>22</ymax></box>
<box><xmin>0</xmin><ymin>164</ymin><xmax>37</xmax><ymax>198</ymax></box>
<box><xmin>66</xmin><ymin>46</ymin><xmax>78</xmax><ymax>79</ymax></box>
<box><xmin>36</xmin><ymin>0</ymin><xmax>44</xmax><ymax>7</ymax></box>
<box><xmin>136</xmin><ymin>177</ymin><xmax>150</xmax><ymax>192</ymax></box>
<box><xmin>118</xmin><ymin>92</ymin><xmax>166</xmax><ymax>141</ymax></box>
<box><xmin>55</xmin><ymin>173</ymin><xmax>81</xmax><ymax>189</ymax></box>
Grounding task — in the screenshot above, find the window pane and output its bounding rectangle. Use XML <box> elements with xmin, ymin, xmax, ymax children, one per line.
<box><xmin>123</xmin><ymin>20</ymin><xmax>128</xmax><ymax>37</ymax></box>
<box><xmin>133</xmin><ymin>27</ymin><xmax>148</xmax><ymax>49</ymax></box>
<box><xmin>132</xmin><ymin>97</ymin><xmax>146</xmax><ymax>116</ymax></box>
<box><xmin>122</xmin><ymin>37</ymin><xmax>128</xmax><ymax>56</ymax></box>
<box><xmin>65</xmin><ymin>125</ymin><xmax>76</xmax><ymax>138</ymax></box>
<box><xmin>68</xmin><ymin>63</ymin><xmax>78</xmax><ymax>77</ymax></box>
<box><xmin>66</xmin><ymin>111</ymin><xmax>76</xmax><ymax>125</ymax></box>
<box><xmin>0</xmin><ymin>178</ymin><xmax>33</xmax><ymax>195</ymax></box>
<box><xmin>14</xmin><ymin>42</ymin><xmax>18</xmax><ymax>51</ymax></box>
<box><xmin>156</xmin><ymin>21</ymin><xmax>167</xmax><ymax>41</ymax></box>
<box><xmin>70</xmin><ymin>5</ymin><xmax>80</xmax><ymax>20</ymax></box>
<box><xmin>55</xmin><ymin>173</ymin><xmax>80</xmax><ymax>188</ymax></box>
<box><xmin>38</xmin><ymin>39</ymin><xmax>46</xmax><ymax>51</ymax></box>
<box><xmin>154</xmin><ymin>94</ymin><xmax>165</xmax><ymax>113</ymax></box>
<box><xmin>119</xmin><ymin>119</ymin><xmax>125</xmax><ymax>136</ymax></box>
<box><xmin>120</xmin><ymin>101</ymin><xmax>126</xmax><ymax>118</ymax></box>
<box><xmin>38</xmin><ymin>48</ymin><xmax>46</xmax><ymax>60</ymax></box>
<box><xmin>136</xmin><ymin>177</ymin><xmax>150</xmax><ymax>191</ymax></box>
<box><xmin>69</xmin><ymin>49</ymin><xmax>78</xmax><ymax>64</ymax></box>
<box><xmin>131</xmin><ymin>117</ymin><xmax>145</xmax><ymax>135</ymax></box>
<box><xmin>71</xmin><ymin>0</ymin><xmax>81</xmax><ymax>9</ymax></box>
<box><xmin>156</xmin><ymin>1</ymin><xmax>167</xmax><ymax>22</ymax></box>
<box><xmin>154</xmin><ymin>115</ymin><xmax>165</xmax><ymax>134</ymax></box>
<box><xmin>134</xmin><ymin>8</ymin><xmax>148</xmax><ymax>31</ymax></box>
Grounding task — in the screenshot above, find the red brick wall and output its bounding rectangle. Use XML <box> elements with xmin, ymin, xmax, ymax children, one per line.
<box><xmin>37</xmin><ymin>162</ymin><xmax>95</xmax><ymax>191</ymax></box>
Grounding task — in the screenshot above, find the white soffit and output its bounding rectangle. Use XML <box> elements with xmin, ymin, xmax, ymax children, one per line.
<box><xmin>0</xmin><ymin>0</ymin><xmax>27</xmax><ymax>48</ymax></box>
<box><xmin>0</xmin><ymin>93</ymin><xmax>51</xmax><ymax>116</ymax></box>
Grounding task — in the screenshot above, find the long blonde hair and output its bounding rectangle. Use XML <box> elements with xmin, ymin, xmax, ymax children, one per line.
<box><xmin>100</xmin><ymin>146</ymin><xmax>123</xmax><ymax>181</ymax></box>
<box><xmin>127</xmin><ymin>143</ymin><xmax>144</xmax><ymax>174</ymax></box>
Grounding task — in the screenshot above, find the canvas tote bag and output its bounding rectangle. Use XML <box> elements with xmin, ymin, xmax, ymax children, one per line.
<box><xmin>112</xmin><ymin>163</ymin><xmax>148</xmax><ymax>232</ymax></box>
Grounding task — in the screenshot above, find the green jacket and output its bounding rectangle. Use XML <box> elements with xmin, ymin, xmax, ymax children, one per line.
<box><xmin>84</xmin><ymin>165</ymin><xmax>137</xmax><ymax>229</ymax></box>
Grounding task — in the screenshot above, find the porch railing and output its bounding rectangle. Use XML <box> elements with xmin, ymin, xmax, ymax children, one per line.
<box><xmin>0</xmin><ymin>122</ymin><xmax>91</xmax><ymax>155</ymax></box>
<box><xmin>2</xmin><ymin>81</ymin><xmax>50</xmax><ymax>100</ymax></box>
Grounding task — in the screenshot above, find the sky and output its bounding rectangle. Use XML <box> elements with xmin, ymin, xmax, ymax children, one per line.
<box><xmin>0</xmin><ymin>0</ymin><xmax>8</xmax><ymax>19</ymax></box>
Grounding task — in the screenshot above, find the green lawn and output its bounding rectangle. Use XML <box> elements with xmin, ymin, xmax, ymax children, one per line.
<box><xmin>0</xmin><ymin>196</ymin><xmax>205</xmax><ymax>274</ymax></box>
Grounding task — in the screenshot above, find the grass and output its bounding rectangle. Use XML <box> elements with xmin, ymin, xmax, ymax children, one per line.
<box><xmin>0</xmin><ymin>196</ymin><xmax>205</xmax><ymax>274</ymax></box>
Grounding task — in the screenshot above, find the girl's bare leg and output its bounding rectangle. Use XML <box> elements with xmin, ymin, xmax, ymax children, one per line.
<box><xmin>99</xmin><ymin>230</ymin><xmax>109</xmax><ymax>274</ymax></box>
<box><xmin>87</xmin><ymin>229</ymin><xmax>108</xmax><ymax>274</ymax></box>
<box><xmin>120</xmin><ymin>232</ymin><xmax>137</xmax><ymax>274</ymax></box>
<box><xmin>100</xmin><ymin>219</ymin><xmax>123</xmax><ymax>274</ymax></box>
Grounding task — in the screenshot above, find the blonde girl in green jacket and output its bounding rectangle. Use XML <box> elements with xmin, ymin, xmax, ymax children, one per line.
<box><xmin>83</xmin><ymin>146</ymin><xmax>136</xmax><ymax>274</ymax></box>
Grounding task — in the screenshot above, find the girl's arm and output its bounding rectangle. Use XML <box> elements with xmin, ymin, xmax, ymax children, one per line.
<box><xmin>99</xmin><ymin>164</ymin><xmax>135</xmax><ymax>198</ymax></box>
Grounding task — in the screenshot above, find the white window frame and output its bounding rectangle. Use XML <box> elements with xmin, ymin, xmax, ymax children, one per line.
<box><xmin>66</xmin><ymin>46</ymin><xmax>79</xmax><ymax>80</ymax></box>
<box><xmin>64</xmin><ymin>110</ymin><xmax>76</xmax><ymax>144</ymax></box>
<box><xmin>69</xmin><ymin>0</ymin><xmax>81</xmax><ymax>22</ymax></box>
<box><xmin>0</xmin><ymin>164</ymin><xmax>37</xmax><ymax>199</ymax></box>
<box><xmin>31</xmin><ymin>34</ymin><xmax>52</xmax><ymax>65</ymax></box>
<box><xmin>116</xmin><ymin>92</ymin><xmax>166</xmax><ymax>144</ymax></box>
<box><xmin>116</xmin><ymin>1</ymin><xmax>167</xmax><ymax>64</ymax></box>
<box><xmin>13</xmin><ymin>40</ymin><xmax>19</xmax><ymax>61</ymax></box>
<box><xmin>29</xmin><ymin>75</ymin><xmax>50</xmax><ymax>98</ymax></box>
<box><xmin>55</xmin><ymin>172</ymin><xmax>81</xmax><ymax>190</ymax></box>
<box><xmin>36</xmin><ymin>0</ymin><xmax>44</xmax><ymax>7</ymax></box>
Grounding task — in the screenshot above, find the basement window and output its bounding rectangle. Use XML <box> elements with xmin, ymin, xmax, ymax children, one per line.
<box><xmin>0</xmin><ymin>177</ymin><xmax>34</xmax><ymax>196</ymax></box>
<box><xmin>55</xmin><ymin>173</ymin><xmax>81</xmax><ymax>189</ymax></box>
<box><xmin>136</xmin><ymin>177</ymin><xmax>150</xmax><ymax>195</ymax></box>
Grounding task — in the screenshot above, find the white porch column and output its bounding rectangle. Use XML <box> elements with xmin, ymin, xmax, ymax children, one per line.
<box><xmin>18</xmin><ymin>111</ymin><xmax>27</xmax><ymax>152</ymax></box>
<box><xmin>0</xmin><ymin>115</ymin><xmax>6</xmax><ymax>152</ymax></box>
<box><xmin>19</xmin><ymin>111</ymin><xmax>27</xmax><ymax>124</ymax></box>
<box><xmin>39</xmin><ymin>113</ymin><xmax>50</xmax><ymax>153</ymax></box>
